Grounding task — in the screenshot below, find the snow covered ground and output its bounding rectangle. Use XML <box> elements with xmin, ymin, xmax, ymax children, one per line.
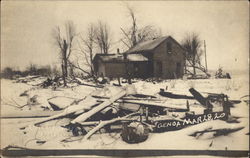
<box><xmin>1</xmin><ymin>72</ymin><xmax>249</xmax><ymax>151</ymax></box>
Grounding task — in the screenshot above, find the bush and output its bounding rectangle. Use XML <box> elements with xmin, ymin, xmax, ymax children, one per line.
<box><xmin>1</xmin><ymin>64</ymin><xmax>59</xmax><ymax>79</ymax></box>
<box><xmin>1</xmin><ymin>67</ymin><xmax>14</xmax><ymax>79</ymax></box>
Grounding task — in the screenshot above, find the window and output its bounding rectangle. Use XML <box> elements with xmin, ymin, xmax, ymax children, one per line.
<box><xmin>167</xmin><ymin>42</ymin><xmax>172</xmax><ymax>54</ymax></box>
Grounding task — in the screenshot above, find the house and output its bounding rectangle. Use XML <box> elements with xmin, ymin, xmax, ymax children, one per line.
<box><xmin>93</xmin><ymin>36</ymin><xmax>186</xmax><ymax>79</ymax></box>
<box><xmin>93</xmin><ymin>53</ymin><xmax>149</xmax><ymax>78</ymax></box>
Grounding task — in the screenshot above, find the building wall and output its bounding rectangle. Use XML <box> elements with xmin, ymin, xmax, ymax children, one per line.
<box><xmin>104</xmin><ymin>62</ymin><xmax>126</xmax><ymax>78</ymax></box>
<box><xmin>94</xmin><ymin>37</ymin><xmax>185</xmax><ymax>79</ymax></box>
<box><xmin>95</xmin><ymin>60</ymin><xmax>106</xmax><ymax>77</ymax></box>
<box><xmin>129</xmin><ymin>62</ymin><xmax>151</xmax><ymax>78</ymax></box>
<box><xmin>153</xmin><ymin>38</ymin><xmax>185</xmax><ymax>79</ymax></box>
<box><xmin>95</xmin><ymin>60</ymin><xmax>150</xmax><ymax>79</ymax></box>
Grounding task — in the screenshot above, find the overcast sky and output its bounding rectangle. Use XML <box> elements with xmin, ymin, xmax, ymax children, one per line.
<box><xmin>1</xmin><ymin>1</ymin><xmax>249</xmax><ymax>71</ymax></box>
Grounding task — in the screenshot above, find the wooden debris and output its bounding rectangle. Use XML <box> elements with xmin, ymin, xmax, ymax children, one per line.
<box><xmin>189</xmin><ymin>88</ymin><xmax>209</xmax><ymax>107</ymax></box>
<box><xmin>95</xmin><ymin>97</ymin><xmax>188</xmax><ymax>112</ymax></box>
<box><xmin>1</xmin><ymin>110</ymin><xmax>61</xmax><ymax>119</ymax></box>
<box><xmin>15</xmin><ymin>82</ymin><xmax>238</xmax><ymax>145</ymax></box>
<box><xmin>47</xmin><ymin>96</ymin><xmax>82</xmax><ymax>111</ymax></box>
<box><xmin>20</xmin><ymin>90</ymin><xmax>29</xmax><ymax>97</ymax></box>
<box><xmin>159</xmin><ymin>89</ymin><xmax>194</xmax><ymax>99</ymax></box>
<box><xmin>189</xmin><ymin>126</ymin><xmax>244</xmax><ymax>138</ymax></box>
<box><xmin>120</xmin><ymin>100</ymin><xmax>187</xmax><ymax>111</ymax></box>
<box><xmin>71</xmin><ymin>85</ymin><xmax>136</xmax><ymax>124</ymax></box>
<box><xmin>131</xmin><ymin>94</ymin><xmax>156</xmax><ymax>99</ymax></box>
<box><xmin>76</xmin><ymin>78</ymin><xmax>104</xmax><ymax>88</ymax></box>
<box><xmin>19</xmin><ymin>95</ymin><xmax>99</xmax><ymax>129</ymax></box>
<box><xmin>82</xmin><ymin>112</ymin><xmax>139</xmax><ymax>140</ymax></box>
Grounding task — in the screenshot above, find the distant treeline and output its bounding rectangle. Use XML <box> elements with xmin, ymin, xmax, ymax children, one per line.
<box><xmin>0</xmin><ymin>64</ymin><xmax>60</xmax><ymax>79</ymax></box>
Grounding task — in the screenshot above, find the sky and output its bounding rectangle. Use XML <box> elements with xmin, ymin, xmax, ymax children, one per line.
<box><xmin>1</xmin><ymin>1</ymin><xmax>249</xmax><ymax>71</ymax></box>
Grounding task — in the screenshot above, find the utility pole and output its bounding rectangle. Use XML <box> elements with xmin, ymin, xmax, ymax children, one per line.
<box><xmin>204</xmin><ymin>40</ymin><xmax>208</xmax><ymax>72</ymax></box>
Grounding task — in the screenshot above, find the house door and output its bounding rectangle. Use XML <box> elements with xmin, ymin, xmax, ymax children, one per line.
<box><xmin>133</xmin><ymin>63</ymin><xmax>139</xmax><ymax>77</ymax></box>
<box><xmin>176</xmin><ymin>62</ymin><xmax>181</xmax><ymax>78</ymax></box>
<box><xmin>156</xmin><ymin>61</ymin><xmax>162</xmax><ymax>77</ymax></box>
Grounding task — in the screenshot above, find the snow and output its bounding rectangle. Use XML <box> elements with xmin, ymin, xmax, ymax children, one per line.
<box><xmin>1</xmin><ymin>73</ymin><xmax>249</xmax><ymax>151</ymax></box>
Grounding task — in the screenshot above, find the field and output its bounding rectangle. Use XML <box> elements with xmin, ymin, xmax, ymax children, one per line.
<box><xmin>1</xmin><ymin>72</ymin><xmax>249</xmax><ymax>151</ymax></box>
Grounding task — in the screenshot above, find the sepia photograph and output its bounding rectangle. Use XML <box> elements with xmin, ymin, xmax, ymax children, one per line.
<box><xmin>1</xmin><ymin>0</ymin><xmax>249</xmax><ymax>157</ymax></box>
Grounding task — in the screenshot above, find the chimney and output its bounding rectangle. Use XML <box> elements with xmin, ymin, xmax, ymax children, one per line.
<box><xmin>117</xmin><ymin>48</ymin><xmax>120</xmax><ymax>54</ymax></box>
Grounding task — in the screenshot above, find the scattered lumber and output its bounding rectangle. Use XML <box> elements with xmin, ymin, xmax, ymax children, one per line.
<box><xmin>92</xmin><ymin>95</ymin><xmax>109</xmax><ymax>99</ymax></box>
<box><xmin>159</xmin><ymin>89</ymin><xmax>194</xmax><ymax>99</ymax></box>
<box><xmin>81</xmin><ymin>112</ymin><xmax>139</xmax><ymax>141</ymax></box>
<box><xmin>189</xmin><ymin>126</ymin><xmax>244</xmax><ymax>137</ymax></box>
<box><xmin>20</xmin><ymin>90</ymin><xmax>29</xmax><ymax>97</ymax></box>
<box><xmin>92</xmin><ymin>95</ymin><xmax>162</xmax><ymax>101</ymax></box>
<box><xmin>71</xmin><ymin>85</ymin><xmax>136</xmax><ymax>124</ymax></box>
<box><xmin>1</xmin><ymin>110</ymin><xmax>61</xmax><ymax>119</ymax></box>
<box><xmin>76</xmin><ymin>78</ymin><xmax>104</xmax><ymax>88</ymax></box>
<box><xmin>189</xmin><ymin>88</ymin><xmax>212</xmax><ymax>108</ymax></box>
<box><xmin>118</xmin><ymin>102</ymin><xmax>141</xmax><ymax>112</ymax></box>
<box><xmin>189</xmin><ymin>88</ymin><xmax>238</xmax><ymax>117</ymax></box>
<box><xmin>47</xmin><ymin>96</ymin><xmax>82</xmax><ymax>111</ymax></box>
<box><xmin>15</xmin><ymin>83</ymin><xmax>238</xmax><ymax>145</ymax></box>
<box><xmin>131</xmin><ymin>94</ymin><xmax>157</xmax><ymax>99</ymax></box>
<box><xmin>121</xmin><ymin>100</ymin><xmax>187</xmax><ymax>111</ymax></box>
<box><xmin>95</xmin><ymin>97</ymin><xmax>188</xmax><ymax>112</ymax></box>
<box><xmin>19</xmin><ymin>95</ymin><xmax>99</xmax><ymax>129</ymax></box>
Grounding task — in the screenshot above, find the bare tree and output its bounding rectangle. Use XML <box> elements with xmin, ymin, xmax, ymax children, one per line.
<box><xmin>182</xmin><ymin>33</ymin><xmax>201</xmax><ymax>76</ymax></box>
<box><xmin>83</xmin><ymin>23</ymin><xmax>95</xmax><ymax>75</ymax></box>
<box><xmin>121</xmin><ymin>5</ymin><xmax>161</xmax><ymax>49</ymax></box>
<box><xmin>71</xmin><ymin>23</ymin><xmax>96</xmax><ymax>78</ymax></box>
<box><xmin>181</xmin><ymin>33</ymin><xmax>210</xmax><ymax>77</ymax></box>
<box><xmin>52</xmin><ymin>20</ymin><xmax>76</xmax><ymax>86</ymax></box>
<box><xmin>94</xmin><ymin>21</ymin><xmax>112</xmax><ymax>54</ymax></box>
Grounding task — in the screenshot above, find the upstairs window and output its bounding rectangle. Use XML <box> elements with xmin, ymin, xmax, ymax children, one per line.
<box><xmin>167</xmin><ymin>42</ymin><xmax>172</xmax><ymax>54</ymax></box>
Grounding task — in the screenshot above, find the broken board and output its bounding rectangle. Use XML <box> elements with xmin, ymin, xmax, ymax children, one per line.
<box><xmin>48</xmin><ymin>96</ymin><xmax>80</xmax><ymax>110</ymax></box>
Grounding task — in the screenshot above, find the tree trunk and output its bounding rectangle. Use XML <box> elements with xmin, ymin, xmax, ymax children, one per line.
<box><xmin>63</xmin><ymin>53</ymin><xmax>68</xmax><ymax>78</ymax></box>
<box><xmin>62</xmin><ymin>40</ymin><xmax>68</xmax><ymax>86</ymax></box>
<box><xmin>64</xmin><ymin>63</ymin><xmax>68</xmax><ymax>78</ymax></box>
<box><xmin>193</xmin><ymin>54</ymin><xmax>196</xmax><ymax>75</ymax></box>
<box><xmin>61</xmin><ymin>63</ymin><xmax>66</xmax><ymax>87</ymax></box>
<box><xmin>89</xmin><ymin>50</ymin><xmax>94</xmax><ymax>77</ymax></box>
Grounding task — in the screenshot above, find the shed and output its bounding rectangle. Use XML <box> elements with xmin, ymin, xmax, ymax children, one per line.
<box><xmin>93</xmin><ymin>53</ymin><xmax>150</xmax><ymax>78</ymax></box>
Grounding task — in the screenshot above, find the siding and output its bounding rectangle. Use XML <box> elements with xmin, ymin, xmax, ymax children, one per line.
<box><xmin>94</xmin><ymin>37</ymin><xmax>185</xmax><ymax>79</ymax></box>
<box><xmin>104</xmin><ymin>62</ymin><xmax>126</xmax><ymax>78</ymax></box>
<box><xmin>96</xmin><ymin>60</ymin><xmax>106</xmax><ymax>77</ymax></box>
<box><xmin>153</xmin><ymin>38</ymin><xmax>185</xmax><ymax>79</ymax></box>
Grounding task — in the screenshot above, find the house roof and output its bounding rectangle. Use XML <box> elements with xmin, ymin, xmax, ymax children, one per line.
<box><xmin>97</xmin><ymin>54</ymin><xmax>123</xmax><ymax>62</ymax></box>
<box><xmin>93</xmin><ymin>53</ymin><xmax>148</xmax><ymax>63</ymax></box>
<box><xmin>127</xmin><ymin>54</ymin><xmax>148</xmax><ymax>61</ymax></box>
<box><xmin>125</xmin><ymin>36</ymin><xmax>186</xmax><ymax>54</ymax></box>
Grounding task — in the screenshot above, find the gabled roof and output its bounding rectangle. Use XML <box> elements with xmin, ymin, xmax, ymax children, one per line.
<box><xmin>93</xmin><ymin>53</ymin><xmax>148</xmax><ymax>63</ymax></box>
<box><xmin>125</xmin><ymin>36</ymin><xmax>186</xmax><ymax>54</ymax></box>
